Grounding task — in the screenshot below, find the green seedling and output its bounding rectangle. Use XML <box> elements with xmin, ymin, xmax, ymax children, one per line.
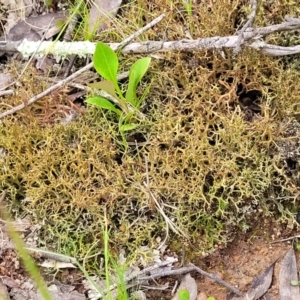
<box><xmin>1</xmin><ymin>191</ymin><xmax>52</xmax><ymax>300</ymax></box>
<box><xmin>76</xmin><ymin>211</ymin><xmax>128</xmax><ymax>300</ymax></box>
<box><xmin>86</xmin><ymin>42</ymin><xmax>151</xmax><ymax>147</ymax></box>
<box><xmin>182</xmin><ymin>0</ymin><xmax>193</xmax><ymax>16</ymax></box>
<box><xmin>45</xmin><ymin>0</ymin><xmax>53</xmax><ymax>7</ymax></box>
<box><xmin>181</xmin><ymin>0</ymin><xmax>195</xmax><ymax>34</ymax></box>
<box><xmin>178</xmin><ymin>289</ymin><xmax>190</xmax><ymax>300</ymax></box>
<box><xmin>68</xmin><ymin>0</ymin><xmax>95</xmax><ymax>41</ymax></box>
<box><xmin>291</xmin><ymin>280</ymin><xmax>299</xmax><ymax>286</ymax></box>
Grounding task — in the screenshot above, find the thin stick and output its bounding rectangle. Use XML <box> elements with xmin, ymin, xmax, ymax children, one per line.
<box><xmin>34</xmin><ymin>72</ymin><xmax>146</xmax><ymax>119</ymax></box>
<box><xmin>0</xmin><ymin>62</ymin><xmax>93</xmax><ymax>119</ymax></box>
<box><xmin>143</xmin><ymin>157</ymin><xmax>170</xmax><ymax>246</ymax></box>
<box><xmin>233</xmin><ymin>0</ymin><xmax>258</xmax><ymax>54</ymax></box>
<box><xmin>0</xmin><ymin>90</ymin><xmax>13</xmax><ymax>96</ymax></box>
<box><xmin>269</xmin><ymin>234</ymin><xmax>300</xmax><ymax>244</ymax></box>
<box><xmin>0</xmin><ymin>14</ymin><xmax>165</xmax><ymax>119</ymax></box>
<box><xmin>91</xmin><ymin>257</ymin><xmax>178</xmax><ymax>300</ymax></box>
<box><xmin>24</xmin><ymin>247</ymin><xmax>77</xmax><ymax>264</ymax></box>
<box><xmin>142</xmin><ymin>182</ymin><xmax>187</xmax><ymax>238</ymax></box>
<box><xmin>2</xmin><ymin>16</ymin><xmax>300</xmax><ymax>57</ymax></box>
<box><xmin>138</xmin><ymin>264</ymin><xmax>243</xmax><ymax>296</ymax></box>
<box><xmin>145</xmin><ymin>156</ymin><xmax>150</xmax><ymax>189</ymax></box>
<box><xmin>142</xmin><ymin>157</ymin><xmax>189</xmax><ymax>240</ymax></box>
<box><xmin>116</xmin><ymin>13</ymin><xmax>165</xmax><ymax>50</ymax></box>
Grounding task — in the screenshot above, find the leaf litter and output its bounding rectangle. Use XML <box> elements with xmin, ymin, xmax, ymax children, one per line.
<box><xmin>279</xmin><ymin>248</ymin><xmax>300</xmax><ymax>299</ymax></box>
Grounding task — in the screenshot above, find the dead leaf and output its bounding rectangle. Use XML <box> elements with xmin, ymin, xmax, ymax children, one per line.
<box><xmin>172</xmin><ymin>273</ymin><xmax>198</xmax><ymax>300</ymax></box>
<box><xmin>11</xmin><ymin>281</ymin><xmax>85</xmax><ymax>300</ymax></box>
<box><xmin>244</xmin><ymin>263</ymin><xmax>274</xmax><ymax>299</ymax></box>
<box><xmin>131</xmin><ymin>290</ymin><xmax>147</xmax><ymax>300</ymax></box>
<box><xmin>38</xmin><ymin>284</ymin><xmax>85</xmax><ymax>300</ymax></box>
<box><xmin>10</xmin><ymin>278</ymin><xmax>39</xmax><ymax>300</ymax></box>
<box><xmin>88</xmin><ymin>0</ymin><xmax>122</xmax><ymax>34</ymax></box>
<box><xmin>0</xmin><ymin>0</ymin><xmax>33</xmax><ymax>17</ymax></box>
<box><xmin>279</xmin><ymin>248</ymin><xmax>300</xmax><ymax>300</ymax></box>
<box><xmin>35</xmin><ymin>56</ymin><xmax>55</xmax><ymax>74</ymax></box>
<box><xmin>0</xmin><ymin>280</ymin><xmax>10</xmax><ymax>300</ymax></box>
<box><xmin>7</xmin><ymin>12</ymin><xmax>67</xmax><ymax>42</ymax></box>
<box><xmin>1</xmin><ymin>0</ymin><xmax>33</xmax><ymax>38</ymax></box>
<box><xmin>0</xmin><ymin>73</ymin><xmax>14</xmax><ymax>89</ymax></box>
<box><xmin>2</xmin><ymin>276</ymin><xmax>20</xmax><ymax>288</ymax></box>
<box><xmin>228</xmin><ymin>262</ymin><xmax>274</xmax><ymax>300</ymax></box>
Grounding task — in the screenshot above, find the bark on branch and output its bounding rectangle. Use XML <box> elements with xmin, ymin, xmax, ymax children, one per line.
<box><xmin>1</xmin><ymin>16</ymin><xmax>300</xmax><ymax>57</ymax></box>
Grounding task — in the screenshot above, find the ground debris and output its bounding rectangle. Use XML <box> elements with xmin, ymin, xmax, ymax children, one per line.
<box><xmin>279</xmin><ymin>248</ymin><xmax>300</xmax><ymax>300</ymax></box>
<box><xmin>171</xmin><ymin>273</ymin><xmax>197</xmax><ymax>300</ymax></box>
<box><xmin>228</xmin><ymin>263</ymin><xmax>274</xmax><ymax>300</ymax></box>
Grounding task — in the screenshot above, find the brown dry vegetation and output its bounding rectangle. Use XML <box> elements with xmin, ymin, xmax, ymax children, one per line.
<box><xmin>1</xmin><ymin>0</ymin><xmax>300</xmax><ymax>271</ymax></box>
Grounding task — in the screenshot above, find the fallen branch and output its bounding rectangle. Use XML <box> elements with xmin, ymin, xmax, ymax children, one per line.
<box><xmin>1</xmin><ymin>14</ymin><xmax>300</xmax><ymax>119</ymax></box>
<box><xmin>138</xmin><ymin>263</ymin><xmax>243</xmax><ymax>296</ymax></box>
<box><xmin>1</xmin><ymin>15</ymin><xmax>300</xmax><ymax>57</ymax></box>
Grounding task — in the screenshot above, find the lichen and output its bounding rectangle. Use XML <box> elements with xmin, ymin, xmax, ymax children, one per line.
<box><xmin>17</xmin><ymin>40</ymin><xmax>96</xmax><ymax>59</ymax></box>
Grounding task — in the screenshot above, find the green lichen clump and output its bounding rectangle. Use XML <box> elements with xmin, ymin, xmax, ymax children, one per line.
<box><xmin>1</xmin><ymin>0</ymin><xmax>300</xmax><ymax>264</ymax></box>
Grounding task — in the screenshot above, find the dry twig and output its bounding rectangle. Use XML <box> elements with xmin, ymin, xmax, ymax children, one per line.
<box><xmin>234</xmin><ymin>0</ymin><xmax>258</xmax><ymax>54</ymax></box>
<box><xmin>0</xmin><ymin>90</ymin><xmax>13</xmax><ymax>96</ymax></box>
<box><xmin>0</xmin><ymin>14</ymin><xmax>165</xmax><ymax>119</ymax></box>
<box><xmin>3</xmin><ymin>16</ymin><xmax>300</xmax><ymax>58</ymax></box>
<box><xmin>269</xmin><ymin>234</ymin><xmax>300</xmax><ymax>244</ymax></box>
<box><xmin>138</xmin><ymin>263</ymin><xmax>243</xmax><ymax>296</ymax></box>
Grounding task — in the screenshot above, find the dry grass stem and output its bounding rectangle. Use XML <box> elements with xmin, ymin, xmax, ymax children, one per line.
<box><xmin>143</xmin><ymin>158</ymin><xmax>189</xmax><ymax>240</ymax></box>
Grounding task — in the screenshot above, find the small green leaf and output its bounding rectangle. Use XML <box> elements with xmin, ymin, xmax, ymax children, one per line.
<box><xmin>119</xmin><ymin>123</ymin><xmax>139</xmax><ymax>132</ymax></box>
<box><xmin>291</xmin><ymin>280</ymin><xmax>299</xmax><ymax>286</ymax></box>
<box><xmin>126</xmin><ymin>57</ymin><xmax>151</xmax><ymax>106</ymax></box>
<box><xmin>178</xmin><ymin>289</ymin><xmax>190</xmax><ymax>300</ymax></box>
<box><xmin>206</xmin><ymin>297</ymin><xmax>215</xmax><ymax>300</ymax></box>
<box><xmin>93</xmin><ymin>42</ymin><xmax>118</xmax><ymax>84</ymax></box>
<box><xmin>86</xmin><ymin>96</ymin><xmax>121</xmax><ymax>115</ymax></box>
<box><xmin>45</xmin><ymin>0</ymin><xmax>53</xmax><ymax>7</ymax></box>
<box><xmin>55</xmin><ymin>20</ymin><xmax>64</xmax><ymax>29</ymax></box>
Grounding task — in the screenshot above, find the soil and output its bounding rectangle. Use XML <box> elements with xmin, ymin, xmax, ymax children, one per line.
<box><xmin>194</xmin><ymin>234</ymin><xmax>293</xmax><ymax>299</ymax></box>
<box><xmin>144</xmin><ymin>220</ymin><xmax>300</xmax><ymax>299</ymax></box>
